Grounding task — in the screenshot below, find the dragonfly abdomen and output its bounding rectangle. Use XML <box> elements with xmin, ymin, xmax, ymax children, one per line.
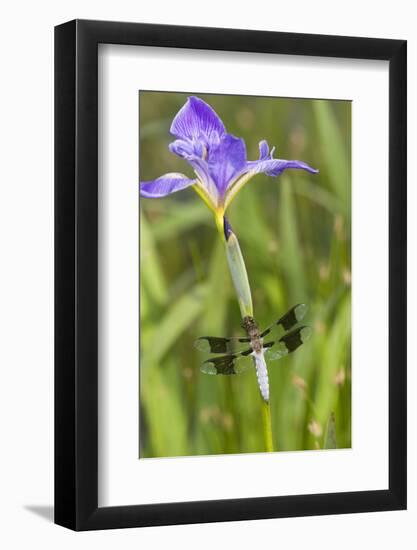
<box><xmin>254</xmin><ymin>351</ymin><xmax>269</xmax><ymax>402</ymax></box>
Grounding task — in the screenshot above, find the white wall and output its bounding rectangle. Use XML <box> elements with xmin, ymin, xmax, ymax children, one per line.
<box><xmin>0</xmin><ymin>1</ymin><xmax>415</xmax><ymax>548</ymax></box>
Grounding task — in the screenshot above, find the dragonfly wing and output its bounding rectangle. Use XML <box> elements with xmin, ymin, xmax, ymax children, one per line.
<box><xmin>195</xmin><ymin>336</ymin><xmax>250</xmax><ymax>354</ymax></box>
<box><xmin>264</xmin><ymin>341</ymin><xmax>289</xmax><ymax>361</ymax></box>
<box><xmin>260</xmin><ymin>303</ymin><xmax>308</xmax><ymax>339</ymax></box>
<box><xmin>201</xmin><ymin>352</ymin><xmax>254</xmax><ymax>375</ymax></box>
<box><xmin>264</xmin><ymin>326</ymin><xmax>312</xmax><ymax>361</ymax></box>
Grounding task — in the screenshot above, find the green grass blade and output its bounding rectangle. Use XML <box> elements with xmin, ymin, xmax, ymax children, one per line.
<box><xmin>140</xmin><ymin>210</ymin><xmax>168</xmax><ymax>306</ymax></box>
<box><xmin>313</xmin><ymin>100</ymin><xmax>351</xmax><ymax>212</ymax></box>
<box><xmin>279</xmin><ymin>175</ymin><xmax>306</xmax><ymax>302</ymax></box>
<box><xmin>324</xmin><ymin>411</ymin><xmax>337</xmax><ymax>449</ymax></box>
<box><xmin>146</xmin><ymin>283</ymin><xmax>207</xmax><ymax>365</ymax></box>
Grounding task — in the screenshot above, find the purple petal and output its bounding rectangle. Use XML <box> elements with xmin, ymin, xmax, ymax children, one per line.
<box><xmin>169</xmin><ymin>139</ymin><xmax>219</xmax><ymax>203</ymax></box>
<box><xmin>248</xmin><ymin>158</ymin><xmax>319</xmax><ymax>177</ymax></box>
<box><xmin>258</xmin><ymin>140</ymin><xmax>270</xmax><ymax>160</ymax></box>
<box><xmin>140</xmin><ymin>173</ymin><xmax>196</xmax><ymax>198</ymax></box>
<box><xmin>170</xmin><ymin>97</ymin><xmax>226</xmax><ymax>142</ymax></box>
<box><xmin>168</xmin><ymin>139</ymin><xmax>195</xmax><ymax>159</ymax></box>
<box><xmin>208</xmin><ymin>134</ymin><xmax>247</xmax><ymax>195</ymax></box>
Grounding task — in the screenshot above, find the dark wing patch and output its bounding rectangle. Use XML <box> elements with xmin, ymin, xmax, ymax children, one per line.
<box><xmin>280</xmin><ymin>325</ymin><xmax>312</xmax><ymax>353</ymax></box>
<box><xmin>201</xmin><ymin>354</ymin><xmax>238</xmax><ymax>375</ymax></box>
<box><xmin>260</xmin><ymin>304</ymin><xmax>307</xmax><ymax>337</ymax></box>
<box><xmin>279</xmin><ymin>303</ymin><xmax>308</xmax><ymax>330</ymax></box>
<box><xmin>201</xmin><ymin>352</ymin><xmax>254</xmax><ymax>375</ymax></box>
<box><xmin>195</xmin><ymin>336</ymin><xmax>250</xmax><ymax>354</ymax></box>
<box><xmin>265</xmin><ymin>326</ymin><xmax>312</xmax><ymax>361</ymax></box>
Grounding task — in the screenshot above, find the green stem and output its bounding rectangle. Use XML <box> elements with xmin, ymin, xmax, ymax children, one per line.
<box><xmin>216</xmin><ymin>213</ymin><xmax>274</xmax><ymax>452</ymax></box>
<box><xmin>261</xmin><ymin>400</ymin><xmax>274</xmax><ymax>452</ymax></box>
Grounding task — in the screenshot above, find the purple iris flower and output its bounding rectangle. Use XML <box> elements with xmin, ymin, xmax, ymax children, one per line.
<box><xmin>140</xmin><ymin>96</ymin><xmax>318</xmax><ymax>215</ymax></box>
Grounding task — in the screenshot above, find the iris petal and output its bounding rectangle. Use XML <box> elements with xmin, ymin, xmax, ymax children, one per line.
<box><xmin>208</xmin><ymin>134</ymin><xmax>247</xmax><ymax>195</ymax></box>
<box><xmin>258</xmin><ymin>140</ymin><xmax>270</xmax><ymax>160</ymax></box>
<box><xmin>224</xmin><ymin>156</ymin><xmax>318</xmax><ymax>210</ymax></box>
<box><xmin>168</xmin><ymin>139</ymin><xmax>195</xmax><ymax>158</ymax></box>
<box><xmin>248</xmin><ymin>158</ymin><xmax>319</xmax><ymax>177</ymax></box>
<box><xmin>170</xmin><ymin>96</ymin><xmax>226</xmax><ymax>142</ymax></box>
<box><xmin>169</xmin><ymin>140</ymin><xmax>219</xmax><ymax>204</ymax></box>
<box><xmin>140</xmin><ymin>173</ymin><xmax>196</xmax><ymax>198</ymax></box>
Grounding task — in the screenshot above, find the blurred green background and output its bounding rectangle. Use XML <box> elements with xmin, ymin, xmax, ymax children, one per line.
<box><xmin>139</xmin><ymin>91</ymin><xmax>351</xmax><ymax>458</ymax></box>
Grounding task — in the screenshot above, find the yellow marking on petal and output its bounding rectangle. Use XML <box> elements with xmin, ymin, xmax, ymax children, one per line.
<box><xmin>192</xmin><ymin>183</ymin><xmax>216</xmax><ymax>213</ymax></box>
<box><xmin>223</xmin><ymin>170</ymin><xmax>256</xmax><ymax>211</ymax></box>
<box><xmin>192</xmin><ymin>184</ymin><xmax>225</xmax><ymax>238</ymax></box>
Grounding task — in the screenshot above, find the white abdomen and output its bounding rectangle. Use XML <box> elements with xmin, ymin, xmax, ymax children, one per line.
<box><xmin>254</xmin><ymin>351</ymin><xmax>269</xmax><ymax>402</ymax></box>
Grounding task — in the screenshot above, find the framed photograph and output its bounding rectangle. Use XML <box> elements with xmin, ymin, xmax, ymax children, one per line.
<box><xmin>55</xmin><ymin>19</ymin><xmax>406</xmax><ymax>530</ymax></box>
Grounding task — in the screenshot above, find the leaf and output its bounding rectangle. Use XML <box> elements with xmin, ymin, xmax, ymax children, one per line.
<box><xmin>324</xmin><ymin>412</ymin><xmax>337</xmax><ymax>449</ymax></box>
<box><xmin>194</xmin><ymin>241</ymin><xmax>233</xmax><ymax>455</ymax></box>
<box><xmin>314</xmin><ymin>293</ymin><xmax>351</xmax><ymax>427</ymax></box>
<box><xmin>150</xmin><ymin>202</ymin><xmax>210</xmax><ymax>242</ymax></box>
<box><xmin>141</xmin><ymin>360</ymin><xmax>188</xmax><ymax>457</ymax></box>
<box><xmin>147</xmin><ymin>283</ymin><xmax>207</xmax><ymax>364</ymax></box>
<box><xmin>140</xmin><ymin>210</ymin><xmax>168</xmax><ymax>306</ymax></box>
<box><xmin>279</xmin><ymin>175</ymin><xmax>306</xmax><ymax>302</ymax></box>
<box><xmin>313</xmin><ymin>100</ymin><xmax>350</xmax><ymax>212</ymax></box>
<box><xmin>294</xmin><ymin>178</ymin><xmax>344</xmax><ymax>215</ymax></box>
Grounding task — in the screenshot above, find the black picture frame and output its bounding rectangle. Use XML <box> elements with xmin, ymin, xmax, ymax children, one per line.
<box><xmin>55</xmin><ymin>19</ymin><xmax>407</xmax><ymax>531</ymax></box>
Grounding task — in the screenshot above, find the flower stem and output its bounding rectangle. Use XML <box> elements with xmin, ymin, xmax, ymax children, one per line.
<box><xmin>261</xmin><ymin>399</ymin><xmax>274</xmax><ymax>452</ymax></box>
<box><xmin>216</xmin><ymin>214</ymin><xmax>274</xmax><ymax>452</ymax></box>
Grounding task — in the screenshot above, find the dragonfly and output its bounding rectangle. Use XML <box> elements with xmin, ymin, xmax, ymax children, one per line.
<box><xmin>194</xmin><ymin>304</ymin><xmax>312</xmax><ymax>402</ymax></box>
